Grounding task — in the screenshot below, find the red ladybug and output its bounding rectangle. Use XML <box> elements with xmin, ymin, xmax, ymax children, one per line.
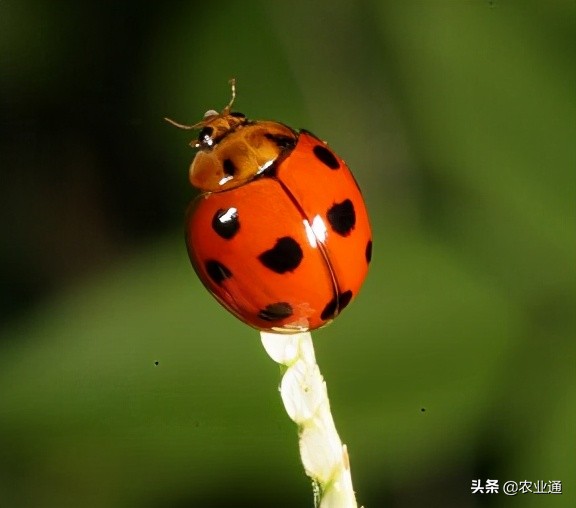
<box><xmin>168</xmin><ymin>81</ymin><xmax>372</xmax><ymax>333</ymax></box>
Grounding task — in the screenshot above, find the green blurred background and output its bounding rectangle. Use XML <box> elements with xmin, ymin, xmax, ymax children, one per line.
<box><xmin>1</xmin><ymin>1</ymin><xmax>574</xmax><ymax>507</ymax></box>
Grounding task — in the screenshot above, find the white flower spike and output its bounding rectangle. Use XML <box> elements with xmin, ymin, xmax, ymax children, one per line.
<box><xmin>261</xmin><ymin>331</ymin><xmax>363</xmax><ymax>508</ymax></box>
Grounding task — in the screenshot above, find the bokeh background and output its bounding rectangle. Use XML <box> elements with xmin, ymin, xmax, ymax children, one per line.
<box><xmin>1</xmin><ymin>1</ymin><xmax>574</xmax><ymax>507</ymax></box>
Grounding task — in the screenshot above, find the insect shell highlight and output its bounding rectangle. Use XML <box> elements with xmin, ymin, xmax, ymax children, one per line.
<box><xmin>170</xmin><ymin>83</ymin><xmax>372</xmax><ymax>334</ymax></box>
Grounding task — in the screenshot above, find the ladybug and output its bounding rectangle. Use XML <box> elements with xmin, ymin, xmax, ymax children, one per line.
<box><xmin>167</xmin><ymin>81</ymin><xmax>372</xmax><ymax>333</ymax></box>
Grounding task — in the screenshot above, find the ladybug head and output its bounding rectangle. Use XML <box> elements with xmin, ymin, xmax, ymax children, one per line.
<box><xmin>193</xmin><ymin>111</ymin><xmax>247</xmax><ymax>150</ymax></box>
<box><xmin>164</xmin><ymin>78</ymin><xmax>245</xmax><ymax>149</ymax></box>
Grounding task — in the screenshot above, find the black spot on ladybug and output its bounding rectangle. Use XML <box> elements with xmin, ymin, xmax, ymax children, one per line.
<box><xmin>313</xmin><ymin>145</ymin><xmax>340</xmax><ymax>170</ymax></box>
<box><xmin>339</xmin><ymin>290</ymin><xmax>353</xmax><ymax>311</ymax></box>
<box><xmin>321</xmin><ymin>296</ymin><xmax>337</xmax><ymax>321</ymax></box>
<box><xmin>327</xmin><ymin>199</ymin><xmax>356</xmax><ymax>236</ymax></box>
<box><xmin>258</xmin><ymin>302</ymin><xmax>293</xmax><ymax>321</ymax></box>
<box><xmin>265</xmin><ymin>133</ymin><xmax>297</xmax><ymax>150</ymax></box>
<box><xmin>365</xmin><ymin>240</ymin><xmax>373</xmax><ymax>264</ymax></box>
<box><xmin>321</xmin><ymin>290</ymin><xmax>353</xmax><ymax>321</ymax></box>
<box><xmin>212</xmin><ymin>208</ymin><xmax>240</xmax><ymax>240</ymax></box>
<box><xmin>258</xmin><ymin>237</ymin><xmax>303</xmax><ymax>274</ymax></box>
<box><xmin>205</xmin><ymin>260</ymin><xmax>232</xmax><ymax>285</ymax></box>
<box><xmin>223</xmin><ymin>158</ymin><xmax>237</xmax><ymax>177</ymax></box>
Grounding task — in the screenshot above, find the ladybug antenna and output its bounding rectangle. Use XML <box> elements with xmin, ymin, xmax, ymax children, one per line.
<box><xmin>163</xmin><ymin>116</ymin><xmax>196</xmax><ymax>130</ymax></box>
<box><xmin>222</xmin><ymin>78</ymin><xmax>237</xmax><ymax>114</ymax></box>
<box><xmin>199</xmin><ymin>78</ymin><xmax>237</xmax><ymax>120</ymax></box>
<box><xmin>164</xmin><ymin>78</ymin><xmax>238</xmax><ymax>131</ymax></box>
